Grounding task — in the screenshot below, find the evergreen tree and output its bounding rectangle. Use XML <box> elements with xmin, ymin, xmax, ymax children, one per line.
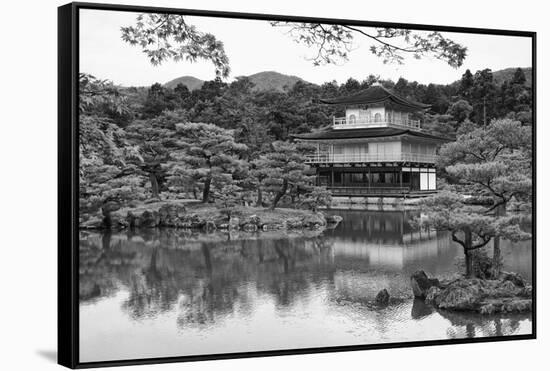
<box><xmin>79</xmin><ymin>115</ymin><xmax>147</xmax><ymax>221</ymax></box>
<box><xmin>258</xmin><ymin>141</ymin><xmax>315</xmax><ymax>210</ymax></box>
<box><xmin>458</xmin><ymin>69</ymin><xmax>474</xmax><ymax>101</ymax></box>
<box><xmin>419</xmin><ymin>192</ymin><xmax>496</xmax><ymax>277</ymax></box>
<box><xmin>471</xmin><ymin>69</ymin><xmax>497</xmax><ymax>125</ymax></box>
<box><xmin>164</xmin><ymin>123</ymin><xmax>247</xmax><ymax>203</ymax></box>
<box><xmin>125</xmin><ymin>110</ymin><xmax>190</xmax><ymax>199</ymax></box>
<box><xmin>142</xmin><ymin>83</ymin><xmax>176</xmax><ymax>118</ymax></box>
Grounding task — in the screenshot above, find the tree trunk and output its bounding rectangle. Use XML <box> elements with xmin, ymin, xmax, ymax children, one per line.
<box><xmin>255</xmin><ymin>187</ymin><xmax>263</xmax><ymax>207</ymax></box>
<box><xmin>464</xmin><ymin>228</ymin><xmax>474</xmax><ymax>278</ymax></box>
<box><xmin>202</xmin><ymin>175</ymin><xmax>212</xmax><ymax>203</ymax></box>
<box><xmin>271</xmin><ymin>179</ymin><xmax>288</xmax><ymax>210</ymax></box>
<box><xmin>491</xmin><ymin>204</ymin><xmax>505</xmax><ymax>278</ymax></box>
<box><xmin>465</xmin><ymin>248</ymin><xmax>474</xmax><ymax>278</ymax></box>
<box><xmin>149</xmin><ymin>173</ymin><xmax>160</xmax><ymax>199</ymax></box>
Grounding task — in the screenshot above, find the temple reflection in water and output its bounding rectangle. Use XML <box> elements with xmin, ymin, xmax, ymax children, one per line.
<box><xmin>326</xmin><ymin>210</ymin><xmax>451</xmax><ymax>270</ymax></box>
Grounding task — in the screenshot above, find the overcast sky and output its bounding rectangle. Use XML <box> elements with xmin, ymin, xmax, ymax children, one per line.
<box><xmin>80</xmin><ymin>9</ymin><xmax>532</xmax><ymax>87</ymax></box>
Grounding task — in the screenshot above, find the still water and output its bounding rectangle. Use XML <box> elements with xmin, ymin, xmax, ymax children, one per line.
<box><xmin>79</xmin><ymin>210</ymin><xmax>532</xmax><ymax>362</ymax></box>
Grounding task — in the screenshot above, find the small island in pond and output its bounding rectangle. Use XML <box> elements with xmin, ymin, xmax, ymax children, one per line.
<box><xmin>81</xmin><ymin>200</ymin><xmax>342</xmax><ymax>232</ymax></box>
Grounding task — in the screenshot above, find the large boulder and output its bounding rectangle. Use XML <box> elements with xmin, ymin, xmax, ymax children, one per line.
<box><xmin>410</xmin><ymin>270</ymin><xmax>440</xmax><ymax>299</ymax></box>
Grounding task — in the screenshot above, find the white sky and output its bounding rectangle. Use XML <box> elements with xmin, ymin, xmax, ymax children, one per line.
<box><xmin>80</xmin><ymin>9</ymin><xmax>532</xmax><ymax>87</ymax></box>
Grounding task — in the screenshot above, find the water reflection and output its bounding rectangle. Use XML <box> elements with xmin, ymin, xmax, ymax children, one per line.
<box><xmin>79</xmin><ymin>210</ymin><xmax>532</xmax><ymax>362</ymax></box>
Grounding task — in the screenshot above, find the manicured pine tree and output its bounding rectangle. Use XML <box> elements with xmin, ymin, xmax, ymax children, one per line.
<box><xmin>164</xmin><ymin>122</ymin><xmax>247</xmax><ymax>203</ymax></box>
<box><xmin>418</xmin><ymin>192</ymin><xmax>496</xmax><ymax>277</ymax></box>
<box><xmin>125</xmin><ymin>110</ymin><xmax>191</xmax><ymax>199</ymax></box>
<box><xmin>79</xmin><ymin>115</ymin><xmax>147</xmax><ymax>222</ymax></box>
<box><xmin>258</xmin><ymin>141</ymin><xmax>316</xmax><ymax>210</ymax></box>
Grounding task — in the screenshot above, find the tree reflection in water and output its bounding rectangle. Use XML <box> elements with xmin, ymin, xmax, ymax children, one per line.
<box><xmin>79</xmin><ymin>210</ymin><xmax>531</xmax><ymax>343</ymax></box>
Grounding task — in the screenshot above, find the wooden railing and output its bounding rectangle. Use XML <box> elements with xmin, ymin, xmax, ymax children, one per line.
<box><xmin>333</xmin><ymin>116</ymin><xmax>421</xmax><ymax>130</ymax></box>
<box><xmin>305</xmin><ymin>152</ymin><xmax>437</xmax><ymax>164</ymax></box>
<box><xmin>329</xmin><ymin>186</ymin><xmax>411</xmax><ymax>195</ymax></box>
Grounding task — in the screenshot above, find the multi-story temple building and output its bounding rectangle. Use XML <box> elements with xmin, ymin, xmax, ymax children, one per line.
<box><xmin>293</xmin><ymin>84</ymin><xmax>450</xmax><ymax>197</ymax></box>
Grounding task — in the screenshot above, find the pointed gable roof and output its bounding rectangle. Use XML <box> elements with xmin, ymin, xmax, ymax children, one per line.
<box><xmin>319</xmin><ymin>84</ymin><xmax>431</xmax><ymax>111</ymax></box>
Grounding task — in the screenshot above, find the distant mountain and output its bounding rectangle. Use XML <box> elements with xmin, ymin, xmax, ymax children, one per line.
<box><xmin>164</xmin><ymin>75</ymin><xmax>205</xmax><ymax>90</ymax></box>
<box><xmin>492</xmin><ymin>67</ymin><xmax>532</xmax><ymax>87</ymax></box>
<box><xmin>164</xmin><ymin>71</ymin><xmax>309</xmax><ymax>92</ymax></box>
<box><xmin>246</xmin><ymin>71</ymin><xmax>306</xmax><ymax>92</ymax></box>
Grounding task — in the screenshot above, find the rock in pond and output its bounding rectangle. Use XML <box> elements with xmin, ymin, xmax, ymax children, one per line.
<box><xmin>410</xmin><ymin>270</ymin><xmax>440</xmax><ymax>299</ymax></box>
<box><xmin>375</xmin><ymin>289</ymin><xmax>390</xmax><ymax>306</ymax></box>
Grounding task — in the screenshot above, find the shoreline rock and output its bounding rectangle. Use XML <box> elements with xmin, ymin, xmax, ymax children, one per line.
<box><xmin>411</xmin><ymin>270</ymin><xmax>532</xmax><ymax>315</ymax></box>
<box><xmin>410</xmin><ymin>270</ymin><xmax>441</xmax><ymax>299</ymax></box>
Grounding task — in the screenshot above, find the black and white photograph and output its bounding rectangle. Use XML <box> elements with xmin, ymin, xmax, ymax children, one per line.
<box><xmin>69</xmin><ymin>2</ymin><xmax>534</xmax><ymax>367</ymax></box>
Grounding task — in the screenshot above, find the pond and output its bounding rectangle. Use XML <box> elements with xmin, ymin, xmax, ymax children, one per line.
<box><xmin>78</xmin><ymin>210</ymin><xmax>532</xmax><ymax>363</ymax></box>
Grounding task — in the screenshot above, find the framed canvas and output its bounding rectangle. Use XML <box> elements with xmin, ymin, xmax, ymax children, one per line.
<box><xmin>58</xmin><ymin>2</ymin><xmax>536</xmax><ymax>368</ymax></box>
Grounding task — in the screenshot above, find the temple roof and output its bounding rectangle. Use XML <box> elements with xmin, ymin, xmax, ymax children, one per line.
<box><xmin>292</xmin><ymin>127</ymin><xmax>451</xmax><ymax>142</ymax></box>
<box><xmin>319</xmin><ymin>85</ymin><xmax>431</xmax><ymax>110</ymax></box>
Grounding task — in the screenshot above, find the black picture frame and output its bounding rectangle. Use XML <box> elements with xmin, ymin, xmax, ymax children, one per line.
<box><xmin>58</xmin><ymin>2</ymin><xmax>537</xmax><ymax>368</ymax></box>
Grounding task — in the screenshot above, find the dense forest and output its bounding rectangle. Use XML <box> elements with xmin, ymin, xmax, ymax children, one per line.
<box><xmin>79</xmin><ymin>67</ymin><xmax>533</xmax><ymax>226</ymax></box>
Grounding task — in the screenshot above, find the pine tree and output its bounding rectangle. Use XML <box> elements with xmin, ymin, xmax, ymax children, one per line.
<box><xmin>458</xmin><ymin>69</ymin><xmax>474</xmax><ymax>101</ymax></box>
<box><xmin>258</xmin><ymin>141</ymin><xmax>315</xmax><ymax>210</ymax></box>
<box><xmin>419</xmin><ymin>192</ymin><xmax>496</xmax><ymax>277</ymax></box>
<box><xmin>79</xmin><ymin>116</ymin><xmax>147</xmax><ymax>221</ymax></box>
<box><xmin>125</xmin><ymin>110</ymin><xmax>190</xmax><ymax>199</ymax></box>
<box><xmin>471</xmin><ymin>69</ymin><xmax>497</xmax><ymax>125</ymax></box>
<box><xmin>164</xmin><ymin>122</ymin><xmax>247</xmax><ymax>203</ymax></box>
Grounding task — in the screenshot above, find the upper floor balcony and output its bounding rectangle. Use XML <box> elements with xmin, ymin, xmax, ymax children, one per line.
<box><xmin>332</xmin><ymin>115</ymin><xmax>422</xmax><ymax>131</ymax></box>
<box><xmin>305</xmin><ymin>152</ymin><xmax>437</xmax><ymax>164</ymax></box>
